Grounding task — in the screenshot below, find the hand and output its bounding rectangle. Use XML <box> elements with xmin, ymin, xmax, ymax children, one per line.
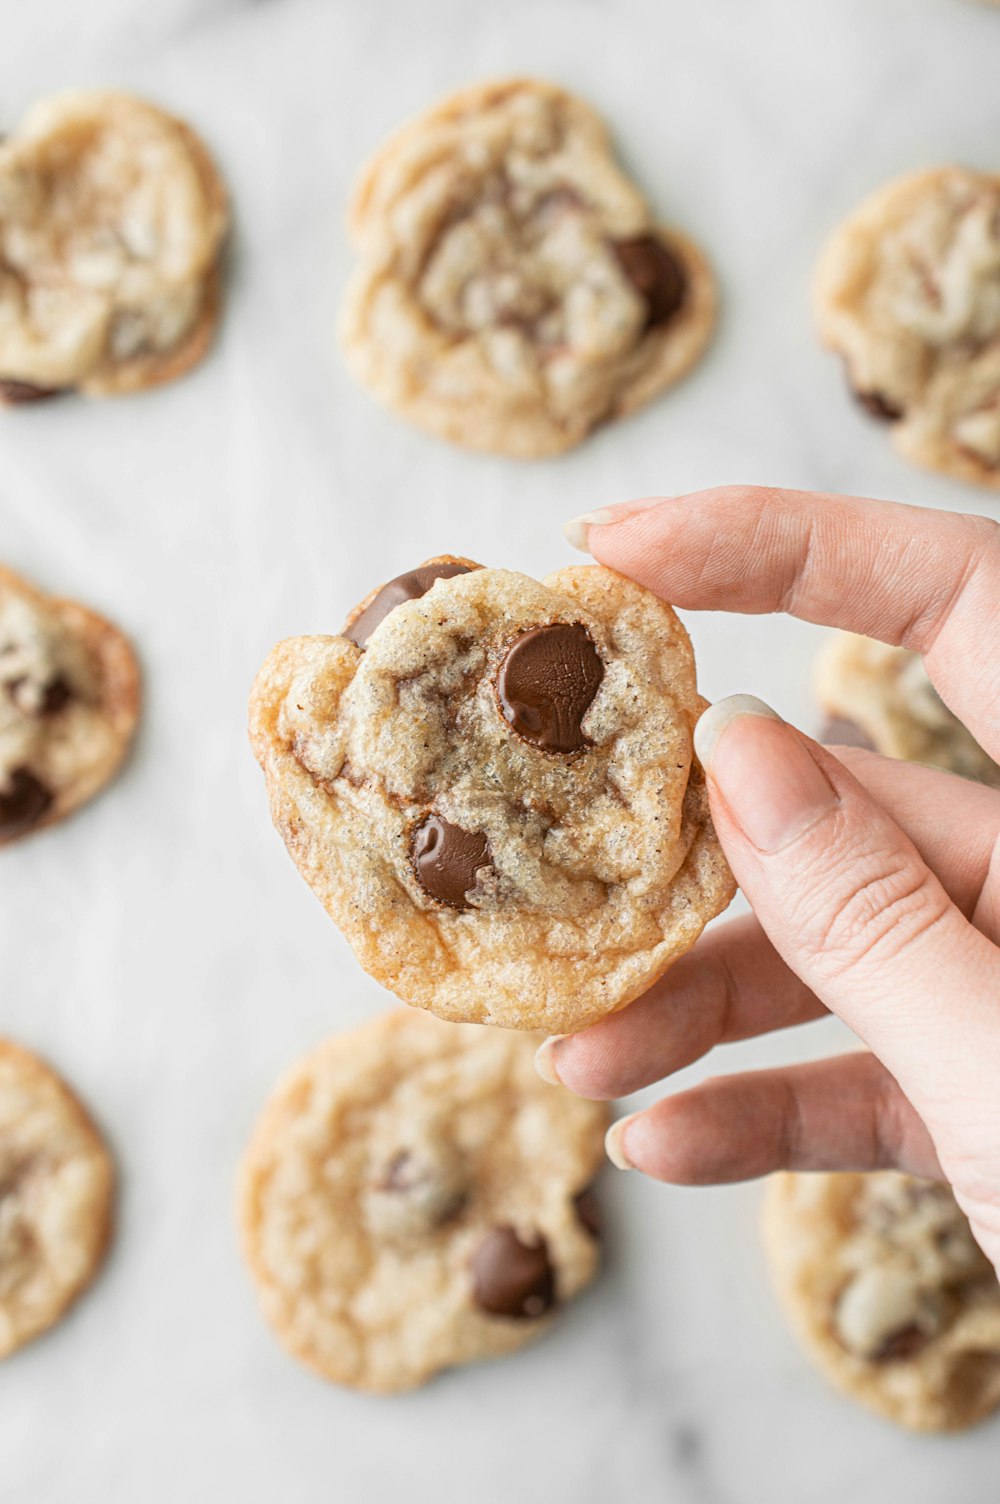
<box><xmin>536</xmin><ymin>485</ymin><xmax>1000</xmax><ymax>1274</ymax></box>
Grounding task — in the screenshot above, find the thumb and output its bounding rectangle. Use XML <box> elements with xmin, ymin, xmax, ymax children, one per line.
<box><xmin>694</xmin><ymin>696</ymin><xmax>1000</xmax><ymax>1159</ymax></box>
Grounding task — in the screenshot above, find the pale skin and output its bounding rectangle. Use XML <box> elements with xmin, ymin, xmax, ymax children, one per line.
<box><xmin>535</xmin><ymin>485</ymin><xmax>1000</xmax><ymax>1276</ymax></box>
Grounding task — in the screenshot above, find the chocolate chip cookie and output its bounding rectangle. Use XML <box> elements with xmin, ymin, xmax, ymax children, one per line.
<box><xmin>762</xmin><ymin>1171</ymin><xmax>1000</xmax><ymax>1431</ymax></box>
<box><xmin>249</xmin><ymin>558</ymin><xmax>734</xmax><ymax>1032</ymax></box>
<box><xmin>0</xmin><ymin>90</ymin><xmax>227</xmax><ymax>402</ymax></box>
<box><xmin>816</xmin><ymin>631</ymin><xmax>1000</xmax><ymax>787</ymax></box>
<box><xmin>338</xmin><ymin>79</ymin><xmax>716</xmax><ymax>457</ymax></box>
<box><xmin>238</xmin><ymin>1008</ymin><xmax>607</xmax><ymax>1393</ymax></box>
<box><xmin>0</xmin><ymin>564</ymin><xmax>141</xmax><ymax>845</ymax></box>
<box><xmin>0</xmin><ymin>1039</ymin><xmax>114</xmax><ymax>1359</ymax></box>
<box><xmin>815</xmin><ymin>167</ymin><xmax>1000</xmax><ymax>488</ymax></box>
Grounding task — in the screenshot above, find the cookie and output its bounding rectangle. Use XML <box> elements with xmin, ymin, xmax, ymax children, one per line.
<box><xmin>0</xmin><ymin>564</ymin><xmax>141</xmax><ymax>845</ymax></box>
<box><xmin>249</xmin><ymin>557</ymin><xmax>734</xmax><ymax>1032</ymax></box>
<box><xmin>762</xmin><ymin>1171</ymin><xmax>1000</xmax><ymax>1431</ymax></box>
<box><xmin>815</xmin><ymin>167</ymin><xmax>1000</xmax><ymax>488</ymax></box>
<box><xmin>238</xmin><ymin>1008</ymin><xmax>608</xmax><ymax>1393</ymax></box>
<box><xmin>338</xmin><ymin>78</ymin><xmax>716</xmax><ymax>457</ymax></box>
<box><xmin>0</xmin><ymin>1039</ymin><xmax>114</xmax><ymax>1359</ymax></box>
<box><xmin>816</xmin><ymin>631</ymin><xmax>1000</xmax><ymax>787</ymax></box>
<box><xmin>0</xmin><ymin>90</ymin><xmax>228</xmax><ymax>401</ymax></box>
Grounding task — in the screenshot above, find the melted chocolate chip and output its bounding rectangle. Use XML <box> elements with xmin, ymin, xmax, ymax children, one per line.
<box><xmin>573</xmin><ymin>1184</ymin><xmax>602</xmax><ymax>1240</ymax></box>
<box><xmin>471</xmin><ymin>1227</ymin><xmax>556</xmax><ymax>1319</ymax></box>
<box><xmin>853</xmin><ymin>387</ymin><xmax>904</xmax><ymax>423</ymax></box>
<box><xmin>0</xmin><ymin>380</ymin><xmax>66</xmax><ymax>406</ymax></box>
<box><xmin>875</xmin><ymin>1322</ymin><xmax>930</xmax><ymax>1363</ymax></box>
<box><xmin>613</xmin><ymin>235</ymin><xmax>688</xmax><ymax>330</ymax></box>
<box><xmin>411</xmin><ymin>815</ymin><xmax>491</xmax><ymax>910</ymax></box>
<box><xmin>344</xmin><ymin>562</ymin><xmax>477</xmax><ymax>649</ymax></box>
<box><xmin>0</xmin><ymin>768</ymin><xmax>53</xmax><ymax>838</ymax></box>
<box><xmin>497</xmin><ymin>622</ymin><xmax>604</xmax><ymax>753</ymax></box>
<box><xmin>818</xmin><ymin>715</ymin><xmax>877</xmax><ymax>751</ymax></box>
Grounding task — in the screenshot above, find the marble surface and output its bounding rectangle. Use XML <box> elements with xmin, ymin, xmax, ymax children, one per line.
<box><xmin>2</xmin><ymin>0</ymin><xmax>999</xmax><ymax>1498</ymax></box>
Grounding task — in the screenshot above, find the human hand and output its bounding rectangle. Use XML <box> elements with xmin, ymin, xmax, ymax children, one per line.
<box><xmin>535</xmin><ymin>486</ymin><xmax>1000</xmax><ymax>1274</ymax></box>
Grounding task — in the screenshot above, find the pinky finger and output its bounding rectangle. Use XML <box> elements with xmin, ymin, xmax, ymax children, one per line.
<box><xmin>608</xmin><ymin>1052</ymin><xmax>942</xmax><ymax>1185</ymax></box>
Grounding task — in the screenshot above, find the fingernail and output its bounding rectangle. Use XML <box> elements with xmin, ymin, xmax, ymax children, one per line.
<box><xmin>694</xmin><ymin>695</ymin><xmax>839</xmax><ymax>855</ymax></box>
<box><xmin>533</xmin><ymin>1035</ymin><xmax>566</xmax><ymax>1087</ymax></box>
<box><xmin>563</xmin><ymin>497</ymin><xmax>671</xmax><ymax>554</ymax></box>
<box><xmin>605</xmin><ymin>1113</ymin><xmax>638</xmax><ymax>1171</ymax></box>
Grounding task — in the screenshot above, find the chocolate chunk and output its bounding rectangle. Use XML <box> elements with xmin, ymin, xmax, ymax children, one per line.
<box><xmin>497</xmin><ymin>622</ymin><xmax>604</xmax><ymax>753</ymax></box>
<box><xmin>344</xmin><ymin>562</ymin><xmax>477</xmax><ymax>649</ymax></box>
<box><xmin>0</xmin><ymin>768</ymin><xmax>53</xmax><ymax>838</ymax></box>
<box><xmin>0</xmin><ymin>380</ymin><xmax>66</xmax><ymax>406</ymax></box>
<box><xmin>819</xmin><ymin>715</ymin><xmax>877</xmax><ymax>751</ymax></box>
<box><xmin>535</xmin><ymin>186</ymin><xmax>583</xmax><ymax>222</ymax></box>
<box><xmin>875</xmin><ymin>1322</ymin><xmax>930</xmax><ymax>1363</ymax></box>
<box><xmin>471</xmin><ymin>1226</ymin><xmax>556</xmax><ymax>1319</ymax></box>
<box><xmin>573</xmin><ymin>1184</ymin><xmax>602</xmax><ymax>1240</ymax></box>
<box><xmin>411</xmin><ymin>814</ymin><xmax>491</xmax><ymax>910</ymax></box>
<box><xmin>613</xmin><ymin>235</ymin><xmax>688</xmax><ymax>330</ymax></box>
<box><xmin>379</xmin><ymin>1150</ymin><xmax>418</xmax><ymax>1192</ymax></box>
<box><xmin>853</xmin><ymin>387</ymin><xmax>903</xmax><ymax>423</ymax></box>
<box><xmin>4</xmin><ymin>675</ymin><xmax>74</xmax><ymax>717</ymax></box>
<box><xmin>40</xmin><ymin>676</ymin><xmax>73</xmax><ymax>716</ymax></box>
<box><xmin>374</xmin><ymin>1148</ymin><xmax>467</xmax><ymax>1229</ymax></box>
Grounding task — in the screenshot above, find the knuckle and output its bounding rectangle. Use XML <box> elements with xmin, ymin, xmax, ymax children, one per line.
<box><xmin>905</xmin><ymin>513</ymin><xmax>1000</xmax><ymax>651</ymax></box>
<box><xmin>798</xmin><ymin>844</ymin><xmax>951</xmax><ymax>981</ymax></box>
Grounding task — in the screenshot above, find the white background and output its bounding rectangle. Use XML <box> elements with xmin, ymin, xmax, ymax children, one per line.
<box><xmin>2</xmin><ymin>1</ymin><xmax>998</xmax><ymax>1499</ymax></box>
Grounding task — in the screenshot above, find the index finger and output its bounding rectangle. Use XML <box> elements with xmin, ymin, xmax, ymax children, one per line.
<box><xmin>571</xmin><ymin>486</ymin><xmax>1000</xmax><ymax>759</ymax></box>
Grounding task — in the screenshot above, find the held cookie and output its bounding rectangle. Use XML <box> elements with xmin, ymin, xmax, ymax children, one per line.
<box><xmin>238</xmin><ymin>1008</ymin><xmax>608</xmax><ymax>1393</ymax></box>
<box><xmin>816</xmin><ymin>631</ymin><xmax>1000</xmax><ymax>787</ymax></box>
<box><xmin>0</xmin><ymin>90</ymin><xmax>228</xmax><ymax>402</ymax></box>
<box><xmin>0</xmin><ymin>1040</ymin><xmax>114</xmax><ymax>1359</ymax></box>
<box><xmin>338</xmin><ymin>79</ymin><xmax>716</xmax><ymax>457</ymax></box>
<box><xmin>0</xmin><ymin>564</ymin><xmax>141</xmax><ymax>845</ymax></box>
<box><xmin>249</xmin><ymin>558</ymin><xmax>734</xmax><ymax>1032</ymax></box>
<box><xmin>762</xmin><ymin>1172</ymin><xmax>1000</xmax><ymax>1432</ymax></box>
<box><xmin>815</xmin><ymin>167</ymin><xmax>1000</xmax><ymax>489</ymax></box>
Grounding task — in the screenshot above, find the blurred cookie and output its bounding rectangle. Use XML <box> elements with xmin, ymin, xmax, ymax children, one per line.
<box><xmin>816</xmin><ymin>630</ymin><xmax>999</xmax><ymax>787</ymax></box>
<box><xmin>762</xmin><ymin>1171</ymin><xmax>1000</xmax><ymax>1431</ymax></box>
<box><xmin>249</xmin><ymin>557</ymin><xmax>733</xmax><ymax>1032</ymax></box>
<box><xmin>0</xmin><ymin>90</ymin><xmax>227</xmax><ymax>401</ymax></box>
<box><xmin>0</xmin><ymin>1040</ymin><xmax>114</xmax><ymax>1358</ymax></box>
<box><xmin>238</xmin><ymin>1008</ymin><xmax>607</xmax><ymax>1393</ymax></box>
<box><xmin>0</xmin><ymin>564</ymin><xmax>141</xmax><ymax>845</ymax></box>
<box><xmin>339</xmin><ymin>78</ymin><xmax>715</xmax><ymax>457</ymax></box>
<box><xmin>815</xmin><ymin>167</ymin><xmax>1000</xmax><ymax>488</ymax></box>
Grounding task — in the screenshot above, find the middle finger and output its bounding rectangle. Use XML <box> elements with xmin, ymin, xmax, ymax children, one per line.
<box><xmin>537</xmin><ymin>913</ymin><xmax>824</xmax><ymax>1100</ymax></box>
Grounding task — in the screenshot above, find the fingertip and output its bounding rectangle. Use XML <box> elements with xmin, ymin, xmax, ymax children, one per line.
<box><xmin>563</xmin><ymin>497</ymin><xmax>674</xmax><ymax>558</ymax></box>
<box><xmin>605</xmin><ymin>1113</ymin><xmax>638</xmax><ymax>1171</ymax></box>
<box><xmin>563</xmin><ymin>511</ymin><xmax>612</xmax><ymax>553</ymax></box>
<box><xmin>532</xmin><ymin>1035</ymin><xmax>565</xmax><ymax>1087</ymax></box>
<box><xmin>694</xmin><ymin>694</ymin><xmax>782</xmax><ymax>772</ymax></box>
<box><xmin>537</xmin><ymin>1022</ymin><xmax>629</xmax><ymax>1100</ymax></box>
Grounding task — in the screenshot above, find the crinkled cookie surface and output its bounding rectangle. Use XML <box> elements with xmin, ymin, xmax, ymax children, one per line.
<box><xmin>339</xmin><ymin>78</ymin><xmax>716</xmax><ymax>456</ymax></box>
<box><xmin>762</xmin><ymin>1171</ymin><xmax>1000</xmax><ymax>1432</ymax></box>
<box><xmin>249</xmin><ymin>559</ymin><xmax>734</xmax><ymax>1032</ymax></box>
<box><xmin>238</xmin><ymin>1008</ymin><xmax>607</xmax><ymax>1393</ymax></box>
<box><xmin>0</xmin><ymin>1040</ymin><xmax>114</xmax><ymax>1359</ymax></box>
<box><xmin>815</xmin><ymin>167</ymin><xmax>1000</xmax><ymax>488</ymax></box>
<box><xmin>0</xmin><ymin>564</ymin><xmax>140</xmax><ymax>845</ymax></box>
<box><xmin>0</xmin><ymin>89</ymin><xmax>227</xmax><ymax>400</ymax></box>
<box><xmin>816</xmin><ymin>630</ymin><xmax>1000</xmax><ymax>787</ymax></box>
